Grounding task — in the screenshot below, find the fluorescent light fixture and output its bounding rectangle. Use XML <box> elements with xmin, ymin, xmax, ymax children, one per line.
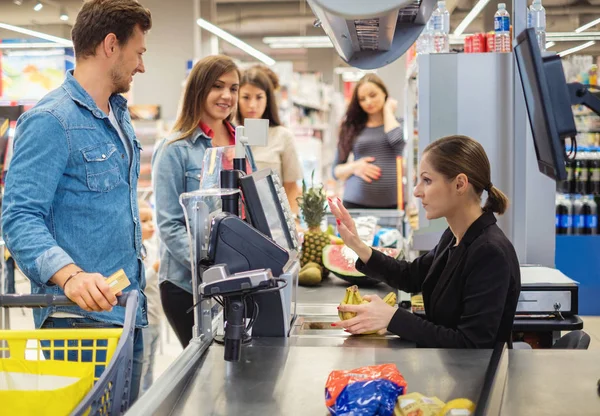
<box><xmin>33</xmin><ymin>2</ymin><xmax>43</xmax><ymax>11</ymax></box>
<box><xmin>558</xmin><ymin>41</ymin><xmax>596</xmax><ymax>57</ymax></box>
<box><xmin>0</xmin><ymin>42</ymin><xmax>67</xmax><ymax>49</ymax></box>
<box><xmin>196</xmin><ymin>18</ymin><xmax>275</xmax><ymax>66</ymax></box>
<box><xmin>263</xmin><ymin>36</ymin><xmax>331</xmax><ymax>44</ymax></box>
<box><xmin>13</xmin><ymin>0</ymin><xmax>23</xmax><ymax>5</ymax></box>
<box><xmin>268</xmin><ymin>42</ymin><xmax>332</xmax><ymax>49</ymax></box>
<box><xmin>454</xmin><ymin>0</ymin><xmax>491</xmax><ymax>36</ymax></box>
<box><xmin>575</xmin><ymin>17</ymin><xmax>600</xmax><ymax>34</ymax></box>
<box><xmin>60</xmin><ymin>8</ymin><xmax>69</xmax><ymax>21</ymax></box>
<box><xmin>545</xmin><ymin>41</ymin><xmax>556</xmax><ymax>48</ymax></box>
<box><xmin>0</xmin><ymin>22</ymin><xmax>73</xmax><ymax>46</ymax></box>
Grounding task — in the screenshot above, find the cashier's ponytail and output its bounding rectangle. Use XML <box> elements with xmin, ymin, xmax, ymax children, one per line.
<box><xmin>424</xmin><ymin>135</ymin><xmax>509</xmax><ymax>215</ymax></box>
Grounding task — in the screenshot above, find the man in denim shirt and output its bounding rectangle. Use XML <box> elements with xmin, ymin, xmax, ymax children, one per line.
<box><xmin>2</xmin><ymin>0</ymin><xmax>152</xmax><ymax>403</ymax></box>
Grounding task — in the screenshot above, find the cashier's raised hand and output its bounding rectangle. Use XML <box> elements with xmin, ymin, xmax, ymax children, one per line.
<box><xmin>333</xmin><ymin>295</ymin><xmax>397</xmax><ymax>335</ymax></box>
<box><xmin>327</xmin><ymin>197</ymin><xmax>372</xmax><ymax>263</ymax></box>
<box><xmin>62</xmin><ymin>272</ymin><xmax>120</xmax><ymax>313</ymax></box>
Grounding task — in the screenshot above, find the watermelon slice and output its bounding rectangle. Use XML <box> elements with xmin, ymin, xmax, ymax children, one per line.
<box><xmin>322</xmin><ymin>244</ymin><xmax>400</xmax><ymax>287</ymax></box>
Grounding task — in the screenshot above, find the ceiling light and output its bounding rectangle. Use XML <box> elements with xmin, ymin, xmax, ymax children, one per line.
<box><xmin>263</xmin><ymin>36</ymin><xmax>331</xmax><ymax>44</ymax></box>
<box><xmin>13</xmin><ymin>0</ymin><xmax>23</xmax><ymax>5</ymax></box>
<box><xmin>558</xmin><ymin>41</ymin><xmax>596</xmax><ymax>57</ymax></box>
<box><xmin>33</xmin><ymin>2</ymin><xmax>43</xmax><ymax>11</ymax></box>
<box><xmin>0</xmin><ymin>42</ymin><xmax>68</xmax><ymax>49</ymax></box>
<box><xmin>196</xmin><ymin>18</ymin><xmax>275</xmax><ymax>66</ymax></box>
<box><xmin>454</xmin><ymin>0</ymin><xmax>491</xmax><ymax>36</ymax></box>
<box><xmin>0</xmin><ymin>22</ymin><xmax>73</xmax><ymax>46</ymax></box>
<box><xmin>545</xmin><ymin>41</ymin><xmax>555</xmax><ymax>49</ymax></box>
<box><xmin>268</xmin><ymin>42</ymin><xmax>333</xmax><ymax>49</ymax></box>
<box><xmin>59</xmin><ymin>8</ymin><xmax>68</xmax><ymax>21</ymax></box>
<box><xmin>575</xmin><ymin>17</ymin><xmax>600</xmax><ymax>34</ymax></box>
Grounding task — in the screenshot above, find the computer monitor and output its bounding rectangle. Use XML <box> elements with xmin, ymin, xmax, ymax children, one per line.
<box><xmin>239</xmin><ymin>168</ymin><xmax>299</xmax><ymax>252</ymax></box>
<box><xmin>514</xmin><ymin>28</ymin><xmax>577</xmax><ymax>181</ymax></box>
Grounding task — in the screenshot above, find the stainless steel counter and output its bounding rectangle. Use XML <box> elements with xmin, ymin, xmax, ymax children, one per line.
<box><xmin>166</xmin><ymin>341</ymin><xmax>492</xmax><ymax>416</ymax></box>
<box><xmin>501</xmin><ymin>350</ymin><xmax>600</xmax><ymax>415</ymax></box>
<box><xmin>296</xmin><ymin>273</ymin><xmax>395</xmax><ymax>306</ymax></box>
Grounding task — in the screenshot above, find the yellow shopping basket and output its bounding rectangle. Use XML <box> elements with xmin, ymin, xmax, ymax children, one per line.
<box><xmin>0</xmin><ymin>291</ymin><xmax>138</xmax><ymax>416</ymax></box>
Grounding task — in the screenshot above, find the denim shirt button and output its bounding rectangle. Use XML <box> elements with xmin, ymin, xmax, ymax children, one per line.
<box><xmin>101</xmin><ymin>154</ymin><xmax>106</xmax><ymax>159</ymax></box>
<box><xmin>93</xmin><ymin>110</ymin><xmax>102</xmax><ymax>118</ymax></box>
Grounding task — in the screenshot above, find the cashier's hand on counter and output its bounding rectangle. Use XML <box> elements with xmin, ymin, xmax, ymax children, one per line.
<box><xmin>50</xmin><ymin>264</ymin><xmax>121</xmax><ymax>312</ymax></box>
<box><xmin>327</xmin><ymin>197</ymin><xmax>373</xmax><ymax>264</ymax></box>
<box><xmin>333</xmin><ymin>294</ymin><xmax>396</xmax><ymax>335</ymax></box>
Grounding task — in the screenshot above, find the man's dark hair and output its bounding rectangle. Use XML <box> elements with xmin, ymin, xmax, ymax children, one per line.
<box><xmin>71</xmin><ymin>0</ymin><xmax>152</xmax><ymax>59</ymax></box>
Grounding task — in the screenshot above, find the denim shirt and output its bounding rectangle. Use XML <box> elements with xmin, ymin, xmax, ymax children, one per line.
<box><xmin>152</xmin><ymin>128</ymin><xmax>256</xmax><ymax>294</ymax></box>
<box><xmin>2</xmin><ymin>70</ymin><xmax>147</xmax><ymax>329</ymax></box>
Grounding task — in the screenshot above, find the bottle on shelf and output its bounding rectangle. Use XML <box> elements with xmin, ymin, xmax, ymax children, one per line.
<box><xmin>527</xmin><ymin>0</ymin><xmax>546</xmax><ymax>53</ymax></box>
<box><xmin>494</xmin><ymin>3</ymin><xmax>511</xmax><ymax>53</ymax></box>
<box><xmin>589</xmin><ymin>147</ymin><xmax>600</xmax><ymax>195</ymax></box>
<box><xmin>417</xmin><ymin>16</ymin><xmax>433</xmax><ymax>55</ymax></box>
<box><xmin>572</xmin><ymin>194</ymin><xmax>586</xmax><ymax>235</ymax></box>
<box><xmin>582</xmin><ymin>194</ymin><xmax>598</xmax><ymax>235</ymax></box>
<box><xmin>574</xmin><ymin>147</ymin><xmax>590</xmax><ymax>195</ymax></box>
<box><xmin>555</xmin><ymin>193</ymin><xmax>572</xmax><ymax>235</ymax></box>
<box><xmin>432</xmin><ymin>1</ymin><xmax>450</xmax><ymax>53</ymax></box>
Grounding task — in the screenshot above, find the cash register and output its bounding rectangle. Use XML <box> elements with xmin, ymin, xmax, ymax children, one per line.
<box><xmin>179</xmin><ymin>120</ymin><xmax>301</xmax><ymax>362</ymax></box>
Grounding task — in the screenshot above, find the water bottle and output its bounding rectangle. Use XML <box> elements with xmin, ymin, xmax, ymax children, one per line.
<box><xmin>527</xmin><ymin>0</ymin><xmax>546</xmax><ymax>53</ymax></box>
<box><xmin>572</xmin><ymin>194</ymin><xmax>585</xmax><ymax>235</ymax></box>
<box><xmin>555</xmin><ymin>194</ymin><xmax>572</xmax><ymax>235</ymax></box>
<box><xmin>417</xmin><ymin>17</ymin><xmax>433</xmax><ymax>54</ymax></box>
<box><xmin>432</xmin><ymin>1</ymin><xmax>450</xmax><ymax>53</ymax></box>
<box><xmin>494</xmin><ymin>3</ymin><xmax>511</xmax><ymax>53</ymax></box>
<box><xmin>583</xmin><ymin>195</ymin><xmax>598</xmax><ymax>235</ymax></box>
<box><xmin>574</xmin><ymin>147</ymin><xmax>590</xmax><ymax>195</ymax></box>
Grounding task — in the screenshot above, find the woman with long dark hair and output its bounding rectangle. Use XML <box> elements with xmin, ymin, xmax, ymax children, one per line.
<box><xmin>333</xmin><ymin>74</ymin><xmax>405</xmax><ymax>209</ymax></box>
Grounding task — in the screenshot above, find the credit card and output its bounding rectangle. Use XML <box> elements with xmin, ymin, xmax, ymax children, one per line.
<box><xmin>105</xmin><ymin>269</ymin><xmax>130</xmax><ymax>294</ymax></box>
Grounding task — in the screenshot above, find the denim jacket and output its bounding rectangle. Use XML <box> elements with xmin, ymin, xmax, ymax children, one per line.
<box><xmin>152</xmin><ymin>128</ymin><xmax>256</xmax><ymax>294</ymax></box>
<box><xmin>2</xmin><ymin>70</ymin><xmax>147</xmax><ymax>329</ymax></box>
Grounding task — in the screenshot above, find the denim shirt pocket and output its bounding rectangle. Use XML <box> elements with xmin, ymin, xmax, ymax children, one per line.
<box><xmin>185</xmin><ymin>168</ymin><xmax>202</xmax><ymax>192</ymax></box>
<box><xmin>81</xmin><ymin>142</ymin><xmax>121</xmax><ymax>192</ymax></box>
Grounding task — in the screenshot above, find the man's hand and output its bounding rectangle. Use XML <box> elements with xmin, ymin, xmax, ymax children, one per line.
<box><xmin>63</xmin><ymin>272</ymin><xmax>119</xmax><ymax>312</ymax></box>
<box><xmin>51</xmin><ymin>265</ymin><xmax>118</xmax><ymax>312</ymax></box>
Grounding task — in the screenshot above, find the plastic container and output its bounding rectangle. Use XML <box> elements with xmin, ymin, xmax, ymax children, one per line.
<box><xmin>494</xmin><ymin>4</ymin><xmax>511</xmax><ymax>53</ymax></box>
<box><xmin>527</xmin><ymin>0</ymin><xmax>546</xmax><ymax>52</ymax></box>
<box><xmin>431</xmin><ymin>1</ymin><xmax>450</xmax><ymax>53</ymax></box>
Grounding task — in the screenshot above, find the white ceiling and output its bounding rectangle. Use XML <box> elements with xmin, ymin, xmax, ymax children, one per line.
<box><xmin>0</xmin><ymin>0</ymin><xmax>598</xmax><ymax>63</ymax></box>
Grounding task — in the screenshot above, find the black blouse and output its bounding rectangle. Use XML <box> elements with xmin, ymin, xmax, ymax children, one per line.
<box><xmin>357</xmin><ymin>211</ymin><xmax>521</xmax><ymax>348</ymax></box>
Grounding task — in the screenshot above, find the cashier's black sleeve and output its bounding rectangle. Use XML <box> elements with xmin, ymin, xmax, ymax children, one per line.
<box><xmin>387</xmin><ymin>242</ymin><xmax>511</xmax><ymax>348</ymax></box>
<box><xmin>355</xmin><ymin>246</ymin><xmax>436</xmax><ymax>294</ymax></box>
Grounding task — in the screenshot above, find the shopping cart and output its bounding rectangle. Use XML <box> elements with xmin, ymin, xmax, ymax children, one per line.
<box><xmin>0</xmin><ymin>290</ymin><xmax>138</xmax><ymax>415</ymax></box>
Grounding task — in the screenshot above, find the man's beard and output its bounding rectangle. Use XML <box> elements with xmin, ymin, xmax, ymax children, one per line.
<box><xmin>110</xmin><ymin>62</ymin><xmax>131</xmax><ymax>94</ymax></box>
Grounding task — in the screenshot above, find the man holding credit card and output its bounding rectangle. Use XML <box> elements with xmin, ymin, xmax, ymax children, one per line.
<box><xmin>1</xmin><ymin>0</ymin><xmax>152</xmax><ymax>404</ymax></box>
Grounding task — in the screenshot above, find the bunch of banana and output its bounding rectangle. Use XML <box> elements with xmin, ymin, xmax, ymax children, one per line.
<box><xmin>338</xmin><ymin>285</ymin><xmax>397</xmax><ymax>335</ymax></box>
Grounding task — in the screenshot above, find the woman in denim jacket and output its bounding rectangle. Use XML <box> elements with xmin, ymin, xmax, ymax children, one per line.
<box><xmin>152</xmin><ymin>55</ymin><xmax>256</xmax><ymax>347</ymax></box>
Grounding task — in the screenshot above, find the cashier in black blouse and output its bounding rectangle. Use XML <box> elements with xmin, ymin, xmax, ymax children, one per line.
<box><xmin>329</xmin><ymin>135</ymin><xmax>521</xmax><ymax>348</ymax></box>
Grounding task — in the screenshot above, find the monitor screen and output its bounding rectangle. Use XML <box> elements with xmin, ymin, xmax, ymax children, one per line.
<box><xmin>240</xmin><ymin>169</ymin><xmax>297</xmax><ymax>252</ymax></box>
<box><xmin>514</xmin><ymin>28</ymin><xmax>568</xmax><ymax>181</ymax></box>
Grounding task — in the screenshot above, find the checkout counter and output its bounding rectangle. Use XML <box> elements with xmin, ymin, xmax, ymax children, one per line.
<box><xmin>128</xmin><ymin>2</ymin><xmax>600</xmax><ymax>413</ymax></box>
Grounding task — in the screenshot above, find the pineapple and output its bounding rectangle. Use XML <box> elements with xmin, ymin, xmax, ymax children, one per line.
<box><xmin>297</xmin><ymin>173</ymin><xmax>330</xmax><ymax>268</ymax></box>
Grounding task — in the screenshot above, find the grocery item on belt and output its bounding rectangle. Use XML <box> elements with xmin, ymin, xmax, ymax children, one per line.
<box><xmin>325</xmin><ymin>363</ymin><xmax>407</xmax><ymax>416</ymax></box>
<box><xmin>395</xmin><ymin>392</ymin><xmax>445</xmax><ymax>416</ymax></box>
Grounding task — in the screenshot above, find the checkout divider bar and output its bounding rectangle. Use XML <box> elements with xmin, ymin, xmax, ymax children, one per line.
<box><xmin>474</xmin><ymin>342</ymin><xmax>509</xmax><ymax>416</ymax></box>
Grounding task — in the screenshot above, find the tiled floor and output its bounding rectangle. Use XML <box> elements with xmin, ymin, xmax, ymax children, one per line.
<box><xmin>3</xmin><ymin>272</ymin><xmax>600</xmax><ymax>387</ymax></box>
